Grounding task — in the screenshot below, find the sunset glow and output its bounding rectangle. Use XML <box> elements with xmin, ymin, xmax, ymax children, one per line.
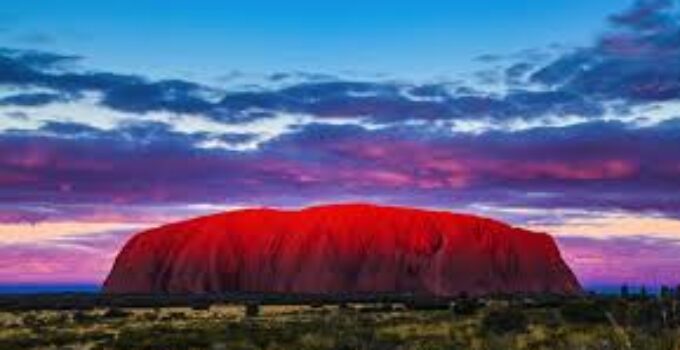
<box><xmin>1</xmin><ymin>0</ymin><xmax>680</xmax><ymax>289</ymax></box>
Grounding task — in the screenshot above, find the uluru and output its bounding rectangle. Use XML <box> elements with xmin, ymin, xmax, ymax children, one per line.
<box><xmin>103</xmin><ymin>204</ymin><xmax>582</xmax><ymax>296</ymax></box>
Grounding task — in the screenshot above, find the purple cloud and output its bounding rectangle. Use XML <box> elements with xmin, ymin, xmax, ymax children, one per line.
<box><xmin>530</xmin><ymin>0</ymin><xmax>680</xmax><ymax>102</ymax></box>
<box><xmin>0</xmin><ymin>119</ymin><xmax>679</xmax><ymax>219</ymax></box>
<box><xmin>559</xmin><ymin>236</ymin><xmax>680</xmax><ymax>287</ymax></box>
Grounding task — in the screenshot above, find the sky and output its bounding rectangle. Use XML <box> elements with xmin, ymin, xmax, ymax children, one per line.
<box><xmin>1</xmin><ymin>0</ymin><xmax>680</xmax><ymax>289</ymax></box>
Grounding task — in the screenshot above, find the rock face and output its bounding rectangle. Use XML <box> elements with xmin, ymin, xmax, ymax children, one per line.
<box><xmin>103</xmin><ymin>204</ymin><xmax>582</xmax><ymax>296</ymax></box>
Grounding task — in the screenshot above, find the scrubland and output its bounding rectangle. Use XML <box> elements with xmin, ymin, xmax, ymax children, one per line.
<box><xmin>1</xmin><ymin>296</ymin><xmax>679</xmax><ymax>350</ymax></box>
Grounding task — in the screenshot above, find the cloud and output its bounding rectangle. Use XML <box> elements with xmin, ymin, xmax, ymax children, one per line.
<box><xmin>216</xmin><ymin>81</ymin><xmax>607</xmax><ymax>123</ymax></box>
<box><xmin>558</xmin><ymin>236</ymin><xmax>680</xmax><ymax>286</ymax></box>
<box><xmin>608</xmin><ymin>0</ymin><xmax>675</xmax><ymax>31</ymax></box>
<box><xmin>0</xmin><ymin>202</ymin><xmax>241</xmax><ymax>225</ymax></box>
<box><xmin>1</xmin><ymin>1</ymin><xmax>680</xmax><ymax>285</ymax></box>
<box><xmin>0</xmin><ymin>92</ymin><xmax>66</xmax><ymax>106</ymax></box>
<box><xmin>0</xmin><ymin>1</ymin><xmax>678</xmax><ymax>129</ymax></box>
<box><xmin>0</xmin><ymin>47</ymin><xmax>610</xmax><ymax>126</ymax></box>
<box><xmin>529</xmin><ymin>212</ymin><xmax>680</xmax><ymax>241</ymax></box>
<box><xmin>101</xmin><ymin>79</ymin><xmax>214</xmax><ymax>114</ymax></box>
<box><xmin>529</xmin><ymin>0</ymin><xmax>680</xmax><ymax>102</ymax></box>
<box><xmin>0</xmin><ymin>48</ymin><xmax>79</xmax><ymax>75</ymax></box>
<box><xmin>0</xmin><ymin>49</ymin><xmax>219</xmax><ymax>115</ymax></box>
<box><xmin>0</xmin><ymin>230</ymin><xmax>135</xmax><ymax>283</ymax></box>
<box><xmin>1</xmin><ymin>117</ymin><xmax>680</xmax><ymax>220</ymax></box>
<box><xmin>0</xmin><ymin>222</ymin><xmax>145</xmax><ymax>245</ymax></box>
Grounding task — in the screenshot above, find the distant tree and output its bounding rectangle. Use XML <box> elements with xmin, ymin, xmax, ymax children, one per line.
<box><xmin>660</xmin><ymin>285</ymin><xmax>671</xmax><ymax>299</ymax></box>
<box><xmin>621</xmin><ymin>284</ymin><xmax>629</xmax><ymax>298</ymax></box>
<box><xmin>640</xmin><ymin>286</ymin><xmax>648</xmax><ymax>299</ymax></box>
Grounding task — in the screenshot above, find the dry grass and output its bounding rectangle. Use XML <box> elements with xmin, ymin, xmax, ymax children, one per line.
<box><xmin>1</xmin><ymin>298</ymin><xmax>679</xmax><ymax>350</ymax></box>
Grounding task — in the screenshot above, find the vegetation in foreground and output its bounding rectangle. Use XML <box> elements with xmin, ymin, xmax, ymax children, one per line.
<box><xmin>1</xmin><ymin>295</ymin><xmax>680</xmax><ymax>350</ymax></box>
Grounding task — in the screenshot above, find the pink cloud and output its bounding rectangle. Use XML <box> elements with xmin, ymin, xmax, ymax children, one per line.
<box><xmin>558</xmin><ymin>237</ymin><xmax>680</xmax><ymax>287</ymax></box>
<box><xmin>482</xmin><ymin>159</ymin><xmax>638</xmax><ymax>181</ymax></box>
<box><xmin>0</xmin><ymin>230</ymin><xmax>135</xmax><ymax>284</ymax></box>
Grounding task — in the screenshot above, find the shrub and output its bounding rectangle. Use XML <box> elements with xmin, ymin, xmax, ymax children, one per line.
<box><xmin>72</xmin><ymin>310</ymin><xmax>97</xmax><ymax>323</ymax></box>
<box><xmin>102</xmin><ymin>307</ymin><xmax>130</xmax><ymax>319</ymax></box>
<box><xmin>559</xmin><ymin>301</ymin><xmax>608</xmax><ymax>324</ymax></box>
<box><xmin>452</xmin><ymin>299</ymin><xmax>482</xmax><ymax>316</ymax></box>
<box><xmin>481</xmin><ymin>307</ymin><xmax>528</xmax><ymax>335</ymax></box>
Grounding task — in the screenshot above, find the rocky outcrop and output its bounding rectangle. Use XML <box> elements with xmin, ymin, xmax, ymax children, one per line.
<box><xmin>103</xmin><ymin>204</ymin><xmax>582</xmax><ymax>296</ymax></box>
